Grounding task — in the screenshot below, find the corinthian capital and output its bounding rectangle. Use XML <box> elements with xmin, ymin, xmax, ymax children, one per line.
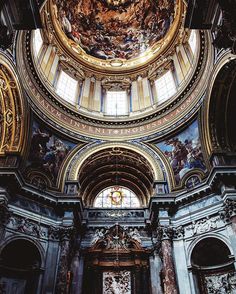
<box><xmin>157</xmin><ymin>225</ymin><xmax>185</xmax><ymax>241</ymax></box>
<box><xmin>220</xmin><ymin>199</ymin><xmax>236</xmax><ymax>222</ymax></box>
<box><xmin>157</xmin><ymin>226</ymin><xmax>174</xmax><ymax>241</ymax></box>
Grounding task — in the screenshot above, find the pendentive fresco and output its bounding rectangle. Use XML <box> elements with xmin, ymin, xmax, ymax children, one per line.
<box><xmin>25</xmin><ymin>120</ymin><xmax>76</xmax><ymax>186</ymax></box>
<box><xmin>156</xmin><ymin>120</ymin><xmax>206</xmax><ymax>184</ymax></box>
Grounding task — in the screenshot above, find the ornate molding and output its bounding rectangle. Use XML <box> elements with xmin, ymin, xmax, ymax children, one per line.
<box><xmin>185</xmin><ymin>216</ymin><xmax>220</xmax><ymax>236</ymax></box>
<box><xmin>88</xmin><ymin>209</ymin><xmax>145</xmax><ymax>220</ymax></box>
<box><xmin>0</xmin><ymin>53</ymin><xmax>26</xmax><ymax>156</ymax></box>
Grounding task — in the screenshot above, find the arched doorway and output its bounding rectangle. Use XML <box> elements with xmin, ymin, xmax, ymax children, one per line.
<box><xmin>0</xmin><ymin>239</ymin><xmax>42</xmax><ymax>294</ymax></box>
<box><xmin>191</xmin><ymin>237</ymin><xmax>236</xmax><ymax>293</ymax></box>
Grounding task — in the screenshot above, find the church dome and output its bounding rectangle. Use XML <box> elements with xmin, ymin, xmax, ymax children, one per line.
<box><xmin>16</xmin><ymin>0</ymin><xmax>213</xmax><ymax>140</ymax></box>
<box><xmin>52</xmin><ymin>0</ymin><xmax>176</xmax><ymax>64</ymax></box>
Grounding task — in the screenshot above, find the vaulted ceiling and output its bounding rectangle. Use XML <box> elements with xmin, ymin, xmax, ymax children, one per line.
<box><xmin>78</xmin><ymin>147</ymin><xmax>155</xmax><ymax>206</ymax></box>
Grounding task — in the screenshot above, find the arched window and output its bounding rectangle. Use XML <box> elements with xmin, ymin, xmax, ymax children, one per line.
<box><xmin>94</xmin><ymin>186</ymin><xmax>140</xmax><ymax>208</ymax></box>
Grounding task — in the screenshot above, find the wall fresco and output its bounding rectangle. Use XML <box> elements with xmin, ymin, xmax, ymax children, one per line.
<box><xmin>26</xmin><ymin>121</ymin><xmax>75</xmax><ymax>186</ymax></box>
<box><xmin>156</xmin><ymin>120</ymin><xmax>206</xmax><ymax>185</ymax></box>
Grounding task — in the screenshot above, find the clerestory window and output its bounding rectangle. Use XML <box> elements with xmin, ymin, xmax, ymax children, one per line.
<box><xmin>56</xmin><ymin>71</ymin><xmax>78</xmax><ymax>104</ymax></box>
<box><xmin>105</xmin><ymin>91</ymin><xmax>128</xmax><ymax>116</ymax></box>
<box><xmin>155</xmin><ymin>70</ymin><xmax>177</xmax><ymax>104</ymax></box>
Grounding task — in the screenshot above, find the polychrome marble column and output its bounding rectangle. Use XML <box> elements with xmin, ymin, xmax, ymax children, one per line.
<box><xmin>158</xmin><ymin>226</ymin><xmax>178</xmax><ymax>294</ymax></box>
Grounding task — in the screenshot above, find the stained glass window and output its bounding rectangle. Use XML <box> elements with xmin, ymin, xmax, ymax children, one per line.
<box><xmin>94</xmin><ymin>186</ymin><xmax>140</xmax><ymax>208</ymax></box>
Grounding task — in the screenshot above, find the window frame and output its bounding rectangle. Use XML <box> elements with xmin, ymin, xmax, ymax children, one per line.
<box><xmin>105</xmin><ymin>90</ymin><xmax>129</xmax><ymax>116</ymax></box>
<box><xmin>155</xmin><ymin>70</ymin><xmax>177</xmax><ymax>105</ymax></box>
<box><xmin>55</xmin><ymin>70</ymin><xmax>79</xmax><ymax>105</ymax></box>
<box><xmin>93</xmin><ymin>186</ymin><xmax>140</xmax><ymax>208</ymax></box>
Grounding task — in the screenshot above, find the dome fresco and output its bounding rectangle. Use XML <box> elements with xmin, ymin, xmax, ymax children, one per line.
<box><xmin>53</xmin><ymin>0</ymin><xmax>175</xmax><ymax>60</ymax></box>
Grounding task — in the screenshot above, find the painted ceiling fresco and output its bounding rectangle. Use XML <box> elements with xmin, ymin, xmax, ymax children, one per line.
<box><xmin>26</xmin><ymin>121</ymin><xmax>76</xmax><ymax>187</ymax></box>
<box><xmin>54</xmin><ymin>0</ymin><xmax>175</xmax><ymax>60</ymax></box>
<box><xmin>156</xmin><ymin>120</ymin><xmax>206</xmax><ymax>185</ymax></box>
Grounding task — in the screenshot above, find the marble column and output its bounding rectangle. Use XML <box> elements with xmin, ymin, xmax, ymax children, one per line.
<box><xmin>158</xmin><ymin>227</ymin><xmax>178</xmax><ymax>294</ymax></box>
<box><xmin>55</xmin><ymin>227</ymin><xmax>74</xmax><ymax>294</ymax></box>
<box><xmin>71</xmin><ymin>251</ymin><xmax>84</xmax><ymax>294</ymax></box>
<box><xmin>149</xmin><ymin>251</ymin><xmax>163</xmax><ymax>294</ymax></box>
<box><xmin>134</xmin><ymin>266</ymin><xmax>142</xmax><ymax>294</ymax></box>
<box><xmin>173</xmin><ymin>238</ymin><xmax>192</xmax><ymax>294</ymax></box>
<box><xmin>141</xmin><ymin>265</ymin><xmax>150</xmax><ymax>294</ymax></box>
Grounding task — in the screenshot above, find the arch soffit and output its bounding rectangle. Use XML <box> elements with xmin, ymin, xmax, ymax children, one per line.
<box><xmin>66</xmin><ymin>142</ymin><xmax>164</xmax><ymax>183</ymax></box>
<box><xmin>186</xmin><ymin>232</ymin><xmax>234</xmax><ymax>267</ymax></box>
<box><xmin>202</xmin><ymin>52</ymin><xmax>236</xmax><ymax>156</ymax></box>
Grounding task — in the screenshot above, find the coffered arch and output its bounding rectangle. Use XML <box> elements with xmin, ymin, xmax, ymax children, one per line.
<box><xmin>64</xmin><ymin>142</ymin><xmax>167</xmax><ymax>206</ymax></box>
